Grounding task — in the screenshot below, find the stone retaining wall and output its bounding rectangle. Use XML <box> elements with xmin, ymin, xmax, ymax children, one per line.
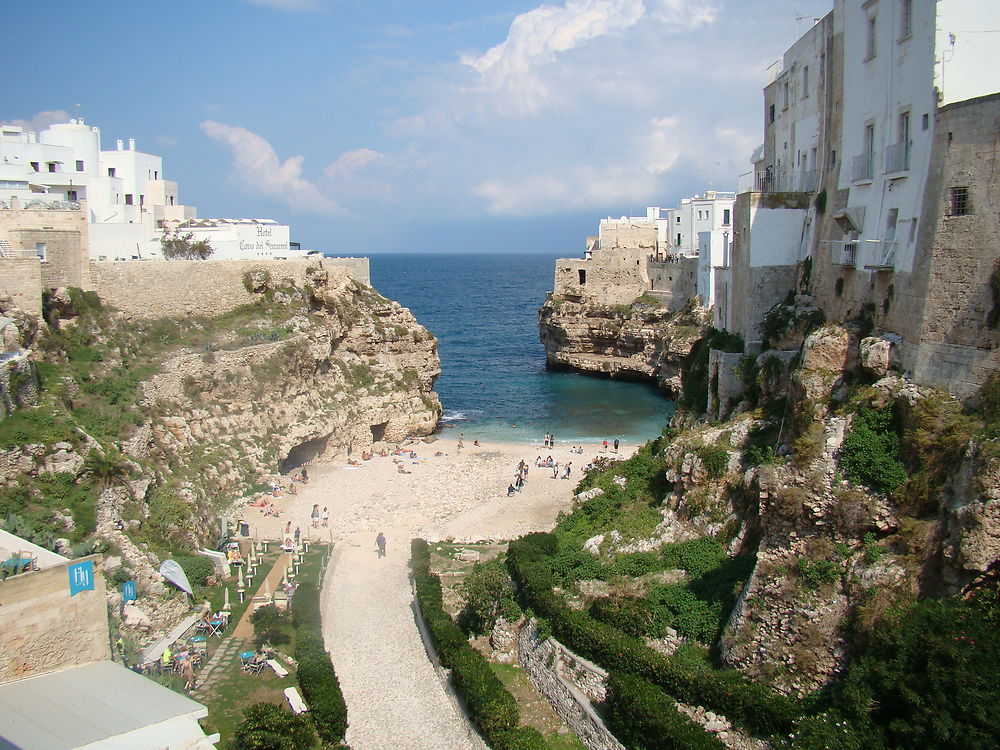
<box><xmin>517</xmin><ymin>621</ymin><xmax>625</xmax><ymax>750</ymax></box>
<box><xmin>89</xmin><ymin>257</ymin><xmax>370</xmax><ymax>320</ymax></box>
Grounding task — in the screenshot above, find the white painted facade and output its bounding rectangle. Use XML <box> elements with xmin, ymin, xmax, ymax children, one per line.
<box><xmin>165</xmin><ymin>218</ymin><xmax>299</xmax><ymax>260</ymax></box>
<box><xmin>664</xmin><ymin>192</ymin><xmax>736</xmax><ymax>307</ymax></box>
<box><xmin>835</xmin><ymin>0</ymin><xmax>998</xmax><ymax>274</ymax></box>
<box><xmin>0</xmin><ymin>117</ymin><xmax>310</xmax><ymax>263</ymax></box>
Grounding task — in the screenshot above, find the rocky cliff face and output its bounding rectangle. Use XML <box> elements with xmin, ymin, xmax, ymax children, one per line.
<box><xmin>538</xmin><ymin>298</ymin><xmax>710</xmax><ymax>395</ymax></box>
<box><xmin>0</xmin><ymin>265</ymin><xmax>441</xmax><ymax>591</ymax></box>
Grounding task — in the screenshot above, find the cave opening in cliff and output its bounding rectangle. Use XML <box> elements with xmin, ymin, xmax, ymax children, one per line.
<box><xmin>279</xmin><ymin>434</ymin><xmax>330</xmax><ymax>474</ymax></box>
<box><xmin>370</xmin><ymin>421</ymin><xmax>388</xmax><ymax>442</ymax></box>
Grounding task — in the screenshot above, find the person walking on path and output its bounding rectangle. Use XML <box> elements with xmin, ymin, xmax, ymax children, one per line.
<box><xmin>562</xmin><ymin>462</ymin><xmax>572</xmax><ymax>479</ymax></box>
<box><xmin>376</xmin><ymin>531</ymin><xmax>387</xmax><ymax>558</ymax></box>
<box><xmin>310</xmin><ymin>504</ymin><xmax>320</xmax><ymax>528</ymax></box>
<box><xmin>321</xmin><ymin>506</ymin><xmax>329</xmax><ymax>527</ymax></box>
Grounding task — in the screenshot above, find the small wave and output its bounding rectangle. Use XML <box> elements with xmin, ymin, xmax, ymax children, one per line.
<box><xmin>441</xmin><ymin>409</ymin><xmax>484</xmax><ymax>422</ymax></box>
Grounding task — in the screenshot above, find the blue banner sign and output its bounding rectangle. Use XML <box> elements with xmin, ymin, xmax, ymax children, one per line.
<box><xmin>121</xmin><ymin>579</ymin><xmax>137</xmax><ymax>603</ymax></box>
<box><xmin>68</xmin><ymin>560</ymin><xmax>95</xmax><ymax>597</ymax></box>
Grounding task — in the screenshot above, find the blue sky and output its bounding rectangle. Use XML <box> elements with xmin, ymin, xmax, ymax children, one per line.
<box><xmin>3</xmin><ymin>0</ymin><xmax>832</xmax><ymax>254</ymax></box>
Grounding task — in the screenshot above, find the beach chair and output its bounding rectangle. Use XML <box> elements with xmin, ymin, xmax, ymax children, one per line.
<box><xmin>240</xmin><ymin>651</ymin><xmax>266</xmax><ymax>675</ymax></box>
<box><xmin>267</xmin><ymin>658</ymin><xmax>289</xmax><ymax>677</ymax></box>
<box><xmin>284</xmin><ymin>686</ymin><xmax>308</xmax><ymax>714</ymax></box>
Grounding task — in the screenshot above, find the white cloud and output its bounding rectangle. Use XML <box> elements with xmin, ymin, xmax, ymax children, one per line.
<box><xmin>2</xmin><ymin>109</ymin><xmax>71</xmax><ymax>133</ymax></box>
<box><xmin>460</xmin><ymin>0</ymin><xmax>645</xmax><ymax>115</ymax></box>
<box><xmin>154</xmin><ymin>134</ymin><xmax>179</xmax><ymax>148</ymax></box>
<box><xmin>200</xmin><ymin>120</ymin><xmax>343</xmax><ymax>216</ymax></box>
<box><xmin>324</xmin><ymin>148</ymin><xmax>383</xmax><ymax>178</ymax></box>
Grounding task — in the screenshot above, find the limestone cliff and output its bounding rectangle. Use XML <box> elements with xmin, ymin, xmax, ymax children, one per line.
<box><xmin>0</xmin><ymin>263</ymin><xmax>441</xmax><ymax>591</ymax></box>
<box><xmin>538</xmin><ymin>297</ymin><xmax>710</xmax><ymax>395</ymax></box>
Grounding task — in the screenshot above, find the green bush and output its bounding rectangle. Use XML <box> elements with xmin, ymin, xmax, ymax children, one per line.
<box><xmin>174</xmin><ymin>555</ymin><xmax>215</xmax><ymax>587</ymax></box>
<box><xmin>231</xmin><ymin>702</ymin><xmax>316</xmax><ymax>750</ymax></box>
<box><xmin>291</xmin><ymin>582</ymin><xmax>348</xmax><ymax>743</ymax></box>
<box><xmin>613</xmin><ymin>551</ymin><xmax>661</xmax><ymax>577</ymax></box>
<box><xmin>697</xmin><ymin>445</ymin><xmax>730</xmax><ymax>479</ymax></box>
<box><xmin>458</xmin><ymin>557</ymin><xmax>520</xmax><ymax>636</ymax></box>
<box><xmin>589</xmin><ymin>596</ymin><xmax>654</xmax><ymax>638</ymax></box>
<box><xmin>606</xmin><ymin>671</ymin><xmax>724</xmax><ymax>749</ymax></box>
<box><xmin>250</xmin><ymin>603</ymin><xmax>289</xmax><ymax>646</ymax></box>
<box><xmin>796</xmin><ymin>557</ymin><xmax>841</xmax><ymax>589</ymax></box>
<box><xmin>660</xmin><ymin>537</ymin><xmax>726</xmax><ymax>577</ymax></box>
<box><xmin>840</xmin><ymin>406</ymin><xmax>907</xmax><ymax>494</ymax></box>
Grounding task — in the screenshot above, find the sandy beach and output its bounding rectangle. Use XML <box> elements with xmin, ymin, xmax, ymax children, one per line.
<box><xmin>244</xmin><ymin>435</ymin><xmax>636</xmax><ymax>749</ymax></box>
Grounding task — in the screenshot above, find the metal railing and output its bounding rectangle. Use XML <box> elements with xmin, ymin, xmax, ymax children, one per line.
<box><xmin>798</xmin><ymin>170</ymin><xmax>817</xmax><ymax>192</ymax></box>
<box><xmin>884</xmin><ymin>141</ymin><xmax>910</xmax><ymax>174</ymax></box>
<box><xmin>864</xmin><ymin>240</ymin><xmax>897</xmax><ymax>269</ymax></box>
<box><xmin>837</xmin><ymin>242</ymin><xmax>858</xmax><ymax>266</ymax></box>
<box><xmin>852</xmin><ymin>153</ymin><xmax>874</xmax><ymax>182</ymax></box>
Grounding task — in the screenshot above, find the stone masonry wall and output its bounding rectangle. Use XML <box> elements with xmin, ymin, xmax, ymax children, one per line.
<box><xmin>0</xmin><ymin>202</ymin><xmax>90</xmax><ymax>290</ymax></box>
<box><xmin>89</xmin><ymin>256</ymin><xmax>370</xmax><ymax>320</ymax></box>
<box><xmin>648</xmin><ymin>257</ymin><xmax>697</xmax><ymax>312</ymax></box>
<box><xmin>552</xmin><ymin>249</ymin><xmax>650</xmax><ymax>306</ymax></box>
<box><xmin>518</xmin><ymin>621</ymin><xmax>625</xmax><ymax>750</ymax></box>
<box><xmin>0</xmin><ymin>554</ymin><xmax>110</xmax><ymax>683</ymax></box>
<box><xmin>0</xmin><ymin>257</ymin><xmax>42</xmax><ymax>316</ymax></box>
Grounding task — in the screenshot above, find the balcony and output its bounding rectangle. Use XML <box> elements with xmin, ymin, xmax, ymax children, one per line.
<box><xmin>835</xmin><ymin>242</ymin><xmax>858</xmax><ymax>266</ymax></box>
<box><xmin>798</xmin><ymin>170</ymin><xmax>817</xmax><ymax>192</ymax></box>
<box><xmin>852</xmin><ymin>153</ymin><xmax>874</xmax><ymax>183</ymax></box>
<box><xmin>884</xmin><ymin>141</ymin><xmax>910</xmax><ymax>175</ymax></box>
<box><xmin>863</xmin><ymin>240</ymin><xmax>897</xmax><ymax>270</ymax></box>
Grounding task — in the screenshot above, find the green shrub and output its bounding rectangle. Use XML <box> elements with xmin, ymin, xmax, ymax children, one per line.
<box><xmin>457</xmin><ymin>557</ymin><xmax>519</xmax><ymax>636</ymax></box>
<box><xmin>231</xmin><ymin>702</ymin><xmax>316</xmax><ymax>750</ymax></box>
<box><xmin>660</xmin><ymin>537</ymin><xmax>726</xmax><ymax>577</ymax></box>
<box><xmin>614</xmin><ymin>551</ymin><xmax>661</xmax><ymax>577</ymax></box>
<box><xmin>840</xmin><ymin>406</ymin><xmax>907</xmax><ymax>494</ymax></box>
<box><xmin>606</xmin><ymin>671</ymin><xmax>724</xmax><ymax>749</ymax></box>
<box><xmin>796</xmin><ymin>557</ymin><xmax>841</xmax><ymax>589</ymax></box>
<box><xmin>291</xmin><ymin>582</ymin><xmax>348</xmax><ymax>743</ymax></box>
<box><xmin>697</xmin><ymin>445</ymin><xmax>730</xmax><ymax>479</ymax></box>
<box><xmin>589</xmin><ymin>596</ymin><xmax>655</xmax><ymax>638</ymax></box>
<box><xmin>174</xmin><ymin>554</ymin><xmax>215</xmax><ymax>587</ymax></box>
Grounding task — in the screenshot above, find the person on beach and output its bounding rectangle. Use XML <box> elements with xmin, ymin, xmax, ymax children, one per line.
<box><xmin>181</xmin><ymin>653</ymin><xmax>196</xmax><ymax>691</ymax></box>
<box><xmin>614</xmin><ymin>438</ymin><xmax>620</xmax><ymax>453</ymax></box>
<box><xmin>321</xmin><ymin>507</ymin><xmax>329</xmax><ymax>527</ymax></box>
<box><xmin>552</xmin><ymin>463</ymin><xmax>559</xmax><ymax>479</ymax></box>
<box><xmin>284</xmin><ymin>520</ymin><xmax>292</xmax><ymax>536</ymax></box>
<box><xmin>458</xmin><ymin>434</ymin><xmax>464</xmax><ymax>450</ymax></box>
<box><xmin>301</xmin><ymin>468</ymin><xmax>309</xmax><ymax>483</ymax></box>
<box><xmin>562</xmin><ymin>462</ymin><xmax>572</xmax><ymax>479</ymax></box>
<box><xmin>376</xmin><ymin>532</ymin><xmax>387</xmax><ymax>558</ymax></box>
<box><xmin>310</xmin><ymin>504</ymin><xmax>320</xmax><ymax>528</ymax></box>
<box><xmin>603</xmin><ymin>439</ymin><xmax>608</xmax><ymax>452</ymax></box>
<box><xmin>507</xmin><ymin>484</ymin><xmax>516</xmax><ymax>496</ymax></box>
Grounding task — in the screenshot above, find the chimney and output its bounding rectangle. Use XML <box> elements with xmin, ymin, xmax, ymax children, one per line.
<box><xmin>128</xmin><ymin>138</ymin><xmax>135</xmax><ymax>151</ymax></box>
<box><xmin>116</xmin><ymin>139</ymin><xmax>123</xmax><ymax>151</ymax></box>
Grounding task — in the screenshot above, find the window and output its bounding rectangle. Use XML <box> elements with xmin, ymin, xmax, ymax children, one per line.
<box><xmin>922</xmin><ymin>113</ymin><xmax>929</xmax><ymax>130</ymax></box>
<box><xmin>67</xmin><ymin>190</ymin><xmax>78</xmax><ymax>201</ymax></box>
<box><xmin>950</xmin><ymin>186</ymin><xmax>970</xmax><ymax>216</ymax></box>
<box><xmin>783</xmin><ymin>81</ymin><xmax>790</xmax><ymax>109</ymax></box>
<box><xmin>154</xmin><ymin>170</ymin><xmax>158</xmax><ymax>180</ymax></box>
<box><xmin>35</xmin><ymin>243</ymin><xmax>46</xmax><ymax>261</ymax></box>
<box><xmin>676</xmin><ymin>233</ymin><xmax>682</xmax><ymax>245</ymax></box>
<box><xmin>899</xmin><ymin>0</ymin><xmax>912</xmax><ymax>39</ymax></box>
<box><xmin>139</xmin><ymin>194</ymin><xmax>145</xmax><ymax>206</ymax></box>
<box><xmin>125</xmin><ymin>194</ymin><xmax>133</xmax><ymax>205</ymax></box>
<box><xmin>47</xmin><ymin>162</ymin><xmax>57</xmax><ymax>173</ymax></box>
<box><xmin>723</xmin><ymin>209</ymin><xmax>731</xmax><ymax>225</ymax></box>
<box><xmin>578</xmin><ymin>269</ymin><xmax>586</xmax><ymax>285</ymax></box>
<box><xmin>802</xmin><ymin>65</ymin><xmax>809</xmax><ymax>97</ymax></box>
<box><xmin>108</xmin><ymin>167</ymin><xmax>116</xmax><ymax>177</ymax></box>
<box><xmin>676</xmin><ymin>216</ymin><xmax>681</xmax><ymax>223</ymax></box>
<box><xmin>75</xmin><ymin>160</ymin><xmax>84</xmax><ymax>171</ymax></box>
<box><xmin>831</xmin><ymin>149</ymin><xmax>837</xmax><ymax>167</ymax></box>
<box><xmin>866</xmin><ymin>15</ymin><xmax>877</xmax><ymax>59</ymax></box>
<box><xmin>769</xmin><ymin>103</ymin><xmax>776</xmax><ymax>123</ymax></box>
<box><xmin>30</xmin><ymin>161</ymin><xmax>39</xmax><ymax>172</ymax></box>
<box><xmin>885</xmin><ymin>208</ymin><xmax>899</xmax><ymax>241</ymax></box>
<box><xmin>865</xmin><ymin>123</ymin><xmax>876</xmax><ymax>167</ymax></box>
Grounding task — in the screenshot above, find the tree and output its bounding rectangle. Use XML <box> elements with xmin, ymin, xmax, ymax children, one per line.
<box><xmin>160</xmin><ymin>230</ymin><xmax>213</xmax><ymax>260</ymax></box>
<box><xmin>83</xmin><ymin>446</ymin><xmax>135</xmax><ymax>499</ymax></box>
<box><xmin>231</xmin><ymin>703</ymin><xmax>316</xmax><ymax>750</ymax></box>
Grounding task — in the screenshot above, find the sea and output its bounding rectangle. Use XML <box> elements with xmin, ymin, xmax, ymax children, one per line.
<box><xmin>356</xmin><ymin>252</ymin><xmax>674</xmax><ymax>445</ymax></box>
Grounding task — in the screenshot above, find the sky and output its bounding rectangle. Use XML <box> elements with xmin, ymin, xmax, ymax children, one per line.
<box><xmin>2</xmin><ymin>0</ymin><xmax>833</xmax><ymax>254</ymax></box>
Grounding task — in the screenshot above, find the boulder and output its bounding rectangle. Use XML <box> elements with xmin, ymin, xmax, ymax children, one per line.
<box><xmin>122</xmin><ymin>602</ymin><xmax>152</xmax><ymax>628</ymax></box>
<box><xmin>800</xmin><ymin>325</ymin><xmax>853</xmax><ymax>373</ymax></box>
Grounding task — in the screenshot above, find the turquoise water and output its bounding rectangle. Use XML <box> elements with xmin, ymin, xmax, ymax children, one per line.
<box><xmin>361</xmin><ymin>253</ymin><xmax>674</xmax><ymax>444</ymax></box>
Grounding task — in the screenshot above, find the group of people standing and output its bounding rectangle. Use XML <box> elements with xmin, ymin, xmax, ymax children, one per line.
<box><xmin>507</xmin><ymin>459</ymin><xmax>530</xmax><ymax>495</ymax></box>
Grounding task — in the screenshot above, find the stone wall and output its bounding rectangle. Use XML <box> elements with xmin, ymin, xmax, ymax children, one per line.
<box><xmin>598</xmin><ymin>222</ymin><xmax>657</xmax><ymax>252</ymax></box>
<box><xmin>648</xmin><ymin>257</ymin><xmax>697</xmax><ymax>313</ymax></box>
<box><xmin>89</xmin><ymin>257</ymin><xmax>370</xmax><ymax>320</ymax></box>
<box><xmin>0</xmin><ymin>554</ymin><xmax>110</xmax><ymax>683</ymax></box>
<box><xmin>0</xmin><ymin>257</ymin><xmax>42</xmax><ymax>316</ymax></box>
<box><xmin>552</xmin><ymin>249</ymin><xmax>649</xmax><ymax>306</ymax></box>
<box><xmin>0</xmin><ymin>201</ymin><xmax>90</xmax><ymax>291</ymax></box>
<box><xmin>518</xmin><ymin>621</ymin><xmax>625</xmax><ymax>750</ymax></box>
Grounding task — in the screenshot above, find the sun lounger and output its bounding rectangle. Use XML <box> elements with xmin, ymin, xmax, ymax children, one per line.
<box><xmin>284</xmin><ymin>686</ymin><xmax>308</xmax><ymax>714</ymax></box>
<box><xmin>267</xmin><ymin>659</ymin><xmax>289</xmax><ymax>677</ymax></box>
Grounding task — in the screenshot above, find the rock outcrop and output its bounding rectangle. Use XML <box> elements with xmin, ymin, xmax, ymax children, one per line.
<box><xmin>538</xmin><ymin>298</ymin><xmax>710</xmax><ymax>395</ymax></box>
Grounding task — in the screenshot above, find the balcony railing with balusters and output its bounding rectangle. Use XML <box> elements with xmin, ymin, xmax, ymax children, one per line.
<box><xmin>884</xmin><ymin>141</ymin><xmax>910</xmax><ymax>175</ymax></box>
<box><xmin>852</xmin><ymin>153</ymin><xmax>873</xmax><ymax>182</ymax></box>
<box><xmin>837</xmin><ymin>242</ymin><xmax>858</xmax><ymax>266</ymax></box>
<box><xmin>864</xmin><ymin>240</ymin><xmax>897</xmax><ymax>270</ymax></box>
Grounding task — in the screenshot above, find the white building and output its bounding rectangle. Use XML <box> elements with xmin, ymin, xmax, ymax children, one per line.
<box><xmin>664</xmin><ymin>192</ymin><xmax>736</xmax><ymax>307</ymax></box>
<box><xmin>165</xmin><ymin>217</ymin><xmax>300</xmax><ymax>260</ymax></box>
<box><xmin>0</xmin><ymin>118</ymin><xmax>310</xmax><ymax>262</ymax></box>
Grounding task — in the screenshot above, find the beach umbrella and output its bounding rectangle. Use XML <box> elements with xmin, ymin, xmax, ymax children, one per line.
<box><xmin>237</xmin><ymin>565</ymin><xmax>244</xmax><ymax>588</ymax></box>
<box><xmin>263</xmin><ymin>578</ymin><xmax>271</xmax><ymax>598</ymax></box>
<box><xmin>223</xmin><ymin>587</ymin><xmax>230</xmax><ymax>610</ymax></box>
<box><xmin>159</xmin><ymin>560</ymin><xmax>193</xmax><ymax>596</ymax></box>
